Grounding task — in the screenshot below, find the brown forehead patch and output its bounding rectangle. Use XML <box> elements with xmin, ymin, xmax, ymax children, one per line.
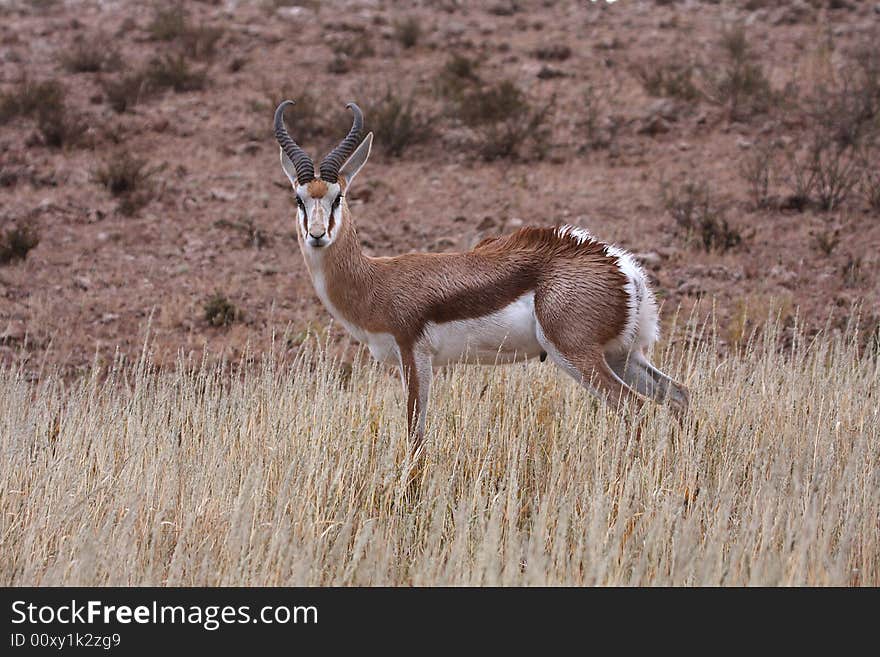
<box><xmin>307</xmin><ymin>179</ymin><xmax>328</xmax><ymax>198</ymax></box>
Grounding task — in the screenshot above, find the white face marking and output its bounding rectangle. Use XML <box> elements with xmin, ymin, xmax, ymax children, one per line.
<box><xmin>295</xmin><ymin>182</ymin><xmax>343</xmax><ymax>249</ymax></box>
<box><xmin>421</xmin><ymin>292</ymin><xmax>544</xmax><ymax>366</ymax></box>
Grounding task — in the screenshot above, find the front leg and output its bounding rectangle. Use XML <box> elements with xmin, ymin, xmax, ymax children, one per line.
<box><xmin>397</xmin><ymin>343</ymin><xmax>433</xmax><ymax>452</ymax></box>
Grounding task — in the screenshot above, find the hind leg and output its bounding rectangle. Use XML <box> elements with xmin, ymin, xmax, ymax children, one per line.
<box><xmin>537</xmin><ymin>324</ymin><xmax>644</xmax><ymax>416</ymax></box>
<box><xmin>606</xmin><ymin>349</ymin><xmax>689</xmax><ymax>416</ymax></box>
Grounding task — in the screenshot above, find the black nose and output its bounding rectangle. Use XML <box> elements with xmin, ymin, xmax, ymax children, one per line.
<box><xmin>308</xmin><ymin>231</ymin><xmax>326</xmax><ymax>240</ymax></box>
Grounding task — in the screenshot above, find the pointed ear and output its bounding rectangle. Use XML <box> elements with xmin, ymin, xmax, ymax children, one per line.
<box><xmin>279</xmin><ymin>148</ymin><xmax>298</xmax><ymax>187</ymax></box>
<box><xmin>339</xmin><ymin>132</ymin><xmax>372</xmax><ymax>189</ymax></box>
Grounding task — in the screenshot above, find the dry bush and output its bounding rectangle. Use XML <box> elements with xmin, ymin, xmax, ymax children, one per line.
<box><xmin>203</xmin><ymin>293</ymin><xmax>240</xmax><ymax>327</ymax></box>
<box><xmin>863</xmin><ymin>157</ymin><xmax>880</xmax><ymax>212</ymax></box>
<box><xmin>148</xmin><ymin>3</ymin><xmax>223</xmax><ymax>59</ymax></box>
<box><xmin>434</xmin><ymin>54</ymin><xmax>481</xmax><ymax>102</ymax></box>
<box><xmin>739</xmin><ymin>142</ymin><xmax>776</xmax><ymax>210</ymax></box>
<box><xmin>102</xmin><ymin>71</ymin><xmax>150</xmax><ymax>114</ymax></box>
<box><xmin>0</xmin><ymin>222</ymin><xmax>39</xmax><ymax>265</ymax></box>
<box><xmin>60</xmin><ymin>36</ymin><xmax>117</xmax><ymax>73</ymax></box>
<box><xmin>663</xmin><ymin>180</ymin><xmax>743</xmax><ymax>252</ymax></box>
<box><xmin>393</xmin><ymin>16</ymin><xmax>421</xmax><ymax>49</ymax></box>
<box><xmin>1</xmin><ymin>319</ymin><xmax>877</xmax><ymax>585</ymax></box>
<box><xmin>786</xmin><ymin>135</ymin><xmax>861</xmax><ymax>212</ymax></box>
<box><xmin>367</xmin><ymin>89</ymin><xmax>434</xmax><ymax>158</ymax></box>
<box><xmin>634</xmin><ymin>59</ymin><xmax>700</xmax><ymax>102</ymax></box>
<box><xmin>94</xmin><ymin>152</ymin><xmax>158</xmax><ymax>216</ymax></box>
<box><xmin>102</xmin><ymin>53</ymin><xmax>206</xmax><ymax>113</ymax></box>
<box><xmin>533</xmin><ymin>44</ymin><xmax>571</xmax><ymax>61</ymax></box>
<box><xmin>146</xmin><ymin>54</ymin><xmax>207</xmax><ymax>93</ymax></box>
<box><xmin>705</xmin><ymin>24</ymin><xmax>773</xmax><ymax>120</ymax></box>
<box><xmin>0</xmin><ymin>78</ymin><xmax>85</xmax><ymax>148</ymax></box>
<box><xmin>579</xmin><ymin>83</ymin><xmax>618</xmax><ymax>152</ymax></box>
<box><xmin>455</xmin><ymin>79</ymin><xmax>554</xmax><ymax>161</ymax></box>
<box><xmin>0</xmin><ymin>78</ymin><xmax>63</xmax><ymax>123</ymax></box>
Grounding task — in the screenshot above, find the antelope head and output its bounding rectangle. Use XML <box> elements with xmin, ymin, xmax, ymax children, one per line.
<box><xmin>274</xmin><ymin>100</ymin><xmax>373</xmax><ymax>249</ymax></box>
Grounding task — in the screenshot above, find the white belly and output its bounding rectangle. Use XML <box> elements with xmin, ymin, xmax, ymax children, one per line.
<box><xmin>421</xmin><ymin>292</ymin><xmax>543</xmax><ymax>366</ymax></box>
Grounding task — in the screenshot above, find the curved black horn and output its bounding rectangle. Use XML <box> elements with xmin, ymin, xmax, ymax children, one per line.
<box><xmin>274</xmin><ymin>100</ymin><xmax>315</xmax><ymax>183</ymax></box>
<box><xmin>319</xmin><ymin>102</ymin><xmax>364</xmax><ymax>183</ymax></box>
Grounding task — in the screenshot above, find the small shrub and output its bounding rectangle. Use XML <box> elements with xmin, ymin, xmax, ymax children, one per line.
<box><xmin>706</xmin><ymin>24</ymin><xmax>773</xmax><ymax>120</ymax></box>
<box><xmin>147</xmin><ymin>4</ymin><xmax>187</xmax><ymax>41</ymax></box>
<box><xmin>0</xmin><ymin>78</ymin><xmax>84</xmax><ymax>148</ymax></box>
<box><xmin>147</xmin><ymin>4</ymin><xmax>223</xmax><ymax>59</ymax></box>
<box><xmin>579</xmin><ymin>84</ymin><xmax>617</xmax><ymax>152</ymax></box>
<box><xmin>393</xmin><ymin>16</ymin><xmax>421</xmax><ymax>49</ymax></box>
<box><xmin>533</xmin><ymin>44</ymin><xmax>571</xmax><ymax>61</ymax></box>
<box><xmin>863</xmin><ymin>158</ymin><xmax>880</xmax><ymax>212</ymax></box>
<box><xmin>634</xmin><ymin>60</ymin><xmax>700</xmax><ymax>102</ymax></box>
<box><xmin>841</xmin><ymin>254</ymin><xmax>864</xmax><ymax>288</ymax></box>
<box><xmin>663</xmin><ymin>180</ymin><xmax>742</xmax><ymax>252</ymax></box>
<box><xmin>455</xmin><ymin>79</ymin><xmax>554</xmax><ymax>161</ymax></box>
<box><xmin>146</xmin><ymin>54</ymin><xmax>207</xmax><ymax>93</ymax></box>
<box><xmin>0</xmin><ymin>223</ymin><xmax>39</xmax><ymax>265</ymax></box>
<box><xmin>327</xmin><ymin>54</ymin><xmax>351</xmax><ymax>75</ymax></box>
<box><xmin>203</xmin><ymin>294</ymin><xmax>240</xmax><ymax>327</ymax></box>
<box><xmin>739</xmin><ymin>142</ymin><xmax>775</xmax><ymax>209</ymax></box>
<box><xmin>60</xmin><ymin>38</ymin><xmax>115</xmax><ymax>73</ymax></box>
<box><xmin>434</xmin><ymin>54</ymin><xmax>481</xmax><ymax>102</ymax></box>
<box><xmin>0</xmin><ymin>78</ymin><xmax>63</xmax><ymax>122</ymax></box>
<box><xmin>787</xmin><ymin>136</ymin><xmax>860</xmax><ymax>212</ymax></box>
<box><xmin>102</xmin><ymin>71</ymin><xmax>150</xmax><ymax>113</ymax></box>
<box><xmin>94</xmin><ymin>152</ymin><xmax>157</xmax><ymax>216</ymax></box>
<box><xmin>36</xmin><ymin>103</ymin><xmax>87</xmax><ymax>148</ymax></box>
<box><xmin>811</xmin><ymin>225</ymin><xmax>840</xmax><ymax>256</ymax></box>
<box><xmin>369</xmin><ymin>90</ymin><xmax>434</xmax><ymax>157</ymax></box>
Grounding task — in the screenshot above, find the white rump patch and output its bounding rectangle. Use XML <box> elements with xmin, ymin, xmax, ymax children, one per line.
<box><xmin>557</xmin><ymin>224</ymin><xmax>659</xmax><ymax>353</ymax></box>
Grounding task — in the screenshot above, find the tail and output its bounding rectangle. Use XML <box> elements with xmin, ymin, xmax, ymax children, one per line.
<box><xmin>605</xmin><ymin>245</ymin><xmax>660</xmax><ymax>354</ymax></box>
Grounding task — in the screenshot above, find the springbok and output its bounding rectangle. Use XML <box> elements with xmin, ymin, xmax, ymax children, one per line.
<box><xmin>274</xmin><ymin>100</ymin><xmax>689</xmax><ymax>450</ymax></box>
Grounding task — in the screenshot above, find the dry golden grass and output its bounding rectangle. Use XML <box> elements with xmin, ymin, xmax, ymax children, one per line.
<box><xmin>1</xmin><ymin>318</ymin><xmax>877</xmax><ymax>586</ymax></box>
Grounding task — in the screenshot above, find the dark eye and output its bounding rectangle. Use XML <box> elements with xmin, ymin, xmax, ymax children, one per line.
<box><xmin>296</xmin><ymin>196</ymin><xmax>305</xmax><ymax>209</ymax></box>
<box><xmin>332</xmin><ymin>195</ymin><xmax>342</xmax><ymax>209</ymax></box>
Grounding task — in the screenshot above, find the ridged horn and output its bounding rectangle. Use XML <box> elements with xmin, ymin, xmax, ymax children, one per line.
<box><xmin>274</xmin><ymin>100</ymin><xmax>314</xmax><ymax>183</ymax></box>
<box><xmin>319</xmin><ymin>102</ymin><xmax>364</xmax><ymax>183</ymax></box>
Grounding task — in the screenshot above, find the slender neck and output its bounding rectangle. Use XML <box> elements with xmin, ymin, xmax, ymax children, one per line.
<box><xmin>301</xmin><ymin>209</ymin><xmax>375</xmax><ymax>324</ymax></box>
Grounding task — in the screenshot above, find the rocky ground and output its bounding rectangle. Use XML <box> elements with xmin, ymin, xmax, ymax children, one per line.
<box><xmin>0</xmin><ymin>0</ymin><xmax>878</xmax><ymax>377</ymax></box>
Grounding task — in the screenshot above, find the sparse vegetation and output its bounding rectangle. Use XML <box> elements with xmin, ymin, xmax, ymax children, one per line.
<box><xmin>0</xmin><ymin>222</ymin><xmax>39</xmax><ymax>265</ymax></box>
<box><xmin>393</xmin><ymin>16</ymin><xmax>421</xmax><ymax>49</ymax></box>
<box><xmin>0</xmin><ymin>78</ymin><xmax>63</xmax><ymax>123</ymax></box>
<box><xmin>148</xmin><ymin>3</ymin><xmax>223</xmax><ymax>59</ymax></box>
<box><xmin>146</xmin><ymin>54</ymin><xmax>207</xmax><ymax>93</ymax></box>
<box><xmin>60</xmin><ymin>37</ymin><xmax>116</xmax><ymax>73</ymax></box>
<box><xmin>579</xmin><ymin>84</ymin><xmax>617</xmax><ymax>152</ymax></box>
<box><xmin>368</xmin><ymin>89</ymin><xmax>434</xmax><ymax>158</ymax></box>
<box><xmin>94</xmin><ymin>152</ymin><xmax>157</xmax><ymax>216</ymax></box>
<box><xmin>455</xmin><ymin>79</ymin><xmax>554</xmax><ymax>161</ymax></box>
<box><xmin>203</xmin><ymin>293</ymin><xmax>240</xmax><ymax>326</ymax></box>
<box><xmin>634</xmin><ymin>59</ymin><xmax>700</xmax><ymax>102</ymax></box>
<box><xmin>739</xmin><ymin>142</ymin><xmax>776</xmax><ymax>210</ymax></box>
<box><xmin>533</xmin><ymin>44</ymin><xmax>571</xmax><ymax>61</ymax></box>
<box><xmin>863</xmin><ymin>157</ymin><xmax>880</xmax><ymax>212</ymax></box>
<box><xmin>102</xmin><ymin>71</ymin><xmax>150</xmax><ymax>113</ymax></box>
<box><xmin>705</xmin><ymin>24</ymin><xmax>773</xmax><ymax>120</ymax></box>
<box><xmin>663</xmin><ymin>180</ymin><xmax>743</xmax><ymax>252</ymax></box>
<box><xmin>434</xmin><ymin>54</ymin><xmax>481</xmax><ymax>103</ymax></box>
<box><xmin>786</xmin><ymin>134</ymin><xmax>861</xmax><ymax>212</ymax></box>
<box><xmin>0</xmin><ymin>78</ymin><xmax>85</xmax><ymax>148</ymax></box>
